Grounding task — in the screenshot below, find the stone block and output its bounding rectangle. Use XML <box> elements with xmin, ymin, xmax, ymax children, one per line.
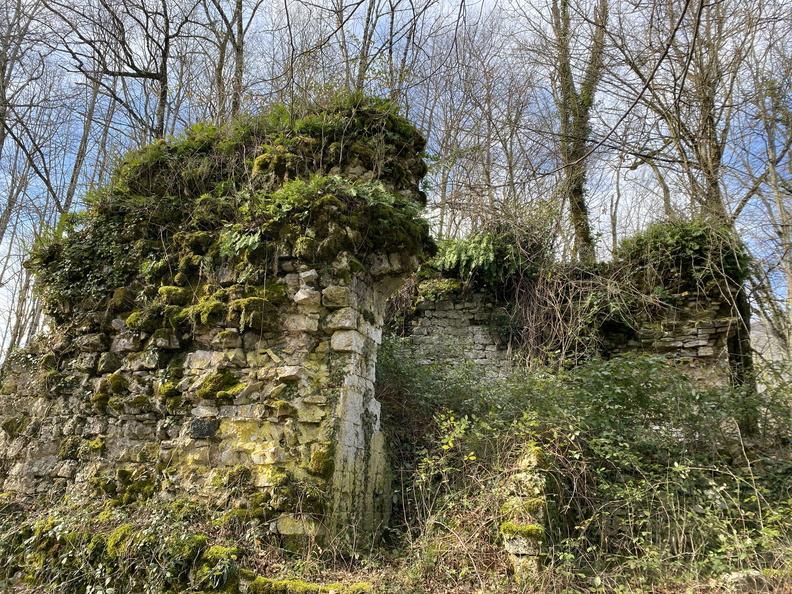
<box><xmin>283</xmin><ymin>314</ymin><xmax>319</xmax><ymax>333</ymax></box>
<box><xmin>322</xmin><ymin>286</ymin><xmax>354</xmax><ymax>308</ymax></box>
<box><xmin>299</xmin><ymin>269</ymin><xmax>320</xmax><ymax>286</ymax></box>
<box><xmin>330</xmin><ymin>330</ymin><xmax>366</xmax><ymax>354</ymax></box>
<box><xmin>323</xmin><ymin>307</ymin><xmax>358</xmax><ymax>331</ymax></box>
<box><xmin>190</xmin><ymin>418</ymin><xmax>220</xmax><ymax>439</ymax></box>
<box><xmin>72</xmin><ymin>352</ymin><xmax>98</xmax><ymax>372</ymax></box>
<box><xmin>111</xmin><ymin>332</ymin><xmax>141</xmax><ymax>353</ymax></box>
<box><xmin>97</xmin><ymin>352</ymin><xmax>122</xmax><ymax>374</ymax></box>
<box><xmin>75</xmin><ymin>333</ymin><xmax>108</xmax><ymax>352</ymax></box>
<box><xmin>294</xmin><ymin>287</ymin><xmax>321</xmax><ymax>306</ymax></box>
<box><xmin>125</xmin><ymin>350</ymin><xmax>161</xmax><ymax>371</ymax></box>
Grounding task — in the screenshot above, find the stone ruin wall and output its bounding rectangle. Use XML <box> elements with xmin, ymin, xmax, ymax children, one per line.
<box><xmin>603</xmin><ymin>295</ymin><xmax>738</xmax><ymax>387</ymax></box>
<box><xmin>403</xmin><ymin>292</ymin><xmax>513</xmax><ymax>377</ymax></box>
<box><xmin>403</xmin><ymin>291</ymin><xmax>737</xmax><ymax>387</ymax></box>
<box><xmin>0</xmin><ymin>251</ymin><xmax>414</xmax><ymax>545</ymax></box>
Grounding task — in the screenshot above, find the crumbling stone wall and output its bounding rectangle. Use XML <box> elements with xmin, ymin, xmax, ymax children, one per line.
<box><xmin>0</xmin><ymin>96</ymin><xmax>433</xmax><ymax>549</ymax></box>
<box><xmin>602</xmin><ymin>296</ymin><xmax>737</xmax><ymax>387</ymax></box>
<box><xmin>0</xmin><ymin>251</ymin><xmax>413</xmax><ymax>544</ymax></box>
<box><xmin>403</xmin><ymin>292</ymin><xmax>512</xmax><ymax>376</ymax></box>
<box><xmin>402</xmin><ymin>290</ymin><xmax>737</xmax><ymax>387</ymax></box>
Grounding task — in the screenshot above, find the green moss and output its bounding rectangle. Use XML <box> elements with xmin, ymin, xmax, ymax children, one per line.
<box><xmin>183</xmin><ymin>298</ymin><xmax>227</xmax><ymax>327</ymax></box>
<box><xmin>196</xmin><ymin>370</ymin><xmax>240</xmax><ymax>401</ymax></box>
<box><xmin>195</xmin><ymin>545</ymin><xmax>241</xmax><ymax>591</ymax></box>
<box><xmin>94</xmin><ymin>371</ymin><xmax>129</xmax><ymax>409</ymax></box>
<box><xmin>500</xmin><ymin>496</ymin><xmax>544</xmax><ymax>518</ymax></box>
<box><xmin>106</xmin><ymin>523</ymin><xmax>135</xmax><ymax>557</ymax></box>
<box><xmin>614</xmin><ymin>219</ymin><xmax>750</xmax><ymax>296</ymax></box>
<box><xmin>267</xmin><ymin>399</ymin><xmax>295</xmax><ymax>417</ymax></box>
<box><xmin>58</xmin><ymin>436</ymin><xmax>81</xmax><ymax>460</ymax></box>
<box><xmin>214</xmin><ymin>507</ymin><xmax>266</xmax><ymax>528</ymax></box>
<box><xmin>108</xmin><ymin>287</ymin><xmax>135</xmax><ymax>312</ymax></box>
<box><xmin>499</xmin><ymin>521</ymin><xmax>544</xmax><ymax>541</ymax></box>
<box><xmin>227</xmin><ymin>297</ymin><xmax>274</xmax><ymax>331</ymax></box>
<box><xmin>0</xmin><ymin>415</ymin><xmax>29</xmax><ymax>437</ymax></box>
<box><xmin>27</xmin><ymin>94</ymin><xmax>431</xmax><ymax>327</ymax></box>
<box><xmin>158</xmin><ymin>285</ymin><xmax>191</xmax><ymax>305</ymax></box>
<box><xmin>211</xmin><ymin>465</ymin><xmax>253</xmax><ymax>489</ymax></box>
<box><xmin>417</xmin><ymin>278</ymin><xmax>463</xmax><ymax>301</ymax></box>
<box><xmin>166</xmin><ymin>533</ymin><xmax>208</xmax><ymax>567</ymax></box>
<box><xmin>306</xmin><ymin>446</ymin><xmax>335</xmax><ymax>478</ymax></box>
<box><xmin>80</xmin><ymin>436</ymin><xmax>106</xmax><ymax>456</ymax></box>
<box><xmin>248</xmin><ymin>578</ymin><xmax>373</xmax><ymax>594</ymax></box>
<box><xmin>158</xmin><ymin>381</ymin><xmax>180</xmax><ymax>398</ymax></box>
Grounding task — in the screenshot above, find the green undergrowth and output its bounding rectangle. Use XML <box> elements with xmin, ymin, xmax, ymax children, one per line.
<box><xmin>0</xmin><ymin>497</ymin><xmax>376</xmax><ymax>594</ymax></box>
<box><xmin>26</xmin><ymin>93</ymin><xmax>432</xmax><ymax>328</ymax></box>
<box><xmin>374</xmin><ymin>338</ymin><xmax>792</xmax><ymax>592</ymax></box>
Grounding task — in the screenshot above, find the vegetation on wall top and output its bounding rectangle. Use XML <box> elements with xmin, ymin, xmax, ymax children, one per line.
<box><xmin>26</xmin><ymin>94</ymin><xmax>433</xmax><ymax>325</ymax></box>
<box><xmin>614</xmin><ymin>218</ymin><xmax>750</xmax><ymax>298</ymax></box>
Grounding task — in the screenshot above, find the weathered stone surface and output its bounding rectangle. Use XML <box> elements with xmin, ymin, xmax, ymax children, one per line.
<box><xmin>190</xmin><ymin>418</ymin><xmax>220</xmax><ymax>439</ymax></box>
<box><xmin>96</xmin><ymin>352</ymin><xmax>122</xmax><ymax>374</ymax></box>
<box><xmin>0</xmin><ymin>251</ymin><xmax>409</xmax><ymax>550</ymax></box>
<box><xmin>294</xmin><ymin>287</ymin><xmax>321</xmax><ymax>306</ymax></box>
<box><xmin>330</xmin><ymin>330</ymin><xmax>366</xmax><ymax>354</ymax></box>
<box><xmin>322</xmin><ymin>286</ymin><xmax>354</xmax><ymax>308</ymax></box>
<box><xmin>403</xmin><ymin>293</ymin><xmax>512</xmax><ymax>378</ymax></box>
<box><xmin>75</xmin><ymin>333</ymin><xmax>108</xmax><ymax>352</ymax></box>
<box><xmin>324</xmin><ymin>307</ymin><xmax>358</xmax><ymax>331</ymax></box>
<box><xmin>111</xmin><ymin>333</ymin><xmax>141</xmax><ymax>353</ymax></box>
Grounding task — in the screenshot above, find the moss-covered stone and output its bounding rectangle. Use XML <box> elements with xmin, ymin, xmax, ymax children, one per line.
<box><xmin>306</xmin><ymin>446</ymin><xmax>335</xmax><ymax>478</ymax></box>
<box><xmin>105</xmin><ymin>523</ymin><xmax>135</xmax><ymax>557</ymax></box>
<box><xmin>196</xmin><ymin>370</ymin><xmax>242</xmax><ymax>401</ymax></box>
<box><xmin>248</xmin><ymin>577</ymin><xmax>373</xmax><ymax>594</ymax></box>
<box><xmin>499</xmin><ymin>521</ymin><xmax>544</xmax><ymax>541</ymax></box>
<box><xmin>194</xmin><ymin>545</ymin><xmax>241</xmax><ymax>592</ymax></box>
<box><xmin>158</xmin><ymin>285</ymin><xmax>191</xmax><ymax>305</ymax></box>
<box><xmin>58</xmin><ymin>435</ymin><xmax>82</xmax><ymax>460</ymax></box>
<box><xmin>0</xmin><ymin>415</ymin><xmax>29</xmax><ymax>437</ymax></box>
<box><xmin>27</xmin><ymin>95</ymin><xmax>430</xmax><ymax>324</ymax></box>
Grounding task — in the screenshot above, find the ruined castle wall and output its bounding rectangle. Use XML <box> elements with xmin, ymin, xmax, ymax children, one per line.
<box><xmin>403</xmin><ymin>292</ymin><xmax>512</xmax><ymax>376</ymax></box>
<box><xmin>602</xmin><ymin>297</ymin><xmax>738</xmax><ymax>387</ymax></box>
<box><xmin>402</xmin><ymin>291</ymin><xmax>736</xmax><ymax>387</ymax></box>
<box><xmin>0</xmin><ymin>252</ymin><xmax>412</xmax><ymax>544</ymax></box>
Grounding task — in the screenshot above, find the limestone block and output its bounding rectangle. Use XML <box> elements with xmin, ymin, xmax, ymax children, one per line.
<box><xmin>294</xmin><ymin>402</ymin><xmax>326</xmax><ymax>424</ymax></box>
<box><xmin>97</xmin><ymin>352</ymin><xmax>122</xmax><ymax>374</ymax></box>
<box><xmin>322</xmin><ymin>286</ymin><xmax>354</xmax><ymax>308</ymax></box>
<box><xmin>294</xmin><ymin>287</ymin><xmax>321</xmax><ymax>307</ymax></box>
<box><xmin>125</xmin><ymin>350</ymin><xmax>161</xmax><ymax>371</ymax></box>
<box><xmin>111</xmin><ymin>333</ymin><xmax>141</xmax><ymax>353</ymax></box>
<box><xmin>190</xmin><ymin>418</ymin><xmax>219</xmax><ymax>439</ymax></box>
<box><xmin>323</xmin><ymin>307</ymin><xmax>358</xmax><ymax>331</ymax></box>
<box><xmin>276</xmin><ymin>366</ymin><xmax>302</xmax><ymax>381</ymax></box>
<box><xmin>71</xmin><ymin>352</ymin><xmax>98</xmax><ymax>372</ymax></box>
<box><xmin>330</xmin><ymin>330</ymin><xmax>366</xmax><ymax>354</ymax></box>
<box><xmin>75</xmin><ymin>333</ymin><xmax>108</xmax><ymax>352</ymax></box>
<box><xmin>368</xmin><ymin>254</ymin><xmax>391</xmax><ymax>276</ymax></box>
<box><xmin>299</xmin><ymin>269</ymin><xmax>320</xmax><ymax>286</ymax></box>
<box><xmin>211</xmin><ymin>329</ymin><xmax>242</xmax><ymax>349</ymax></box>
<box><xmin>150</xmin><ymin>328</ymin><xmax>180</xmax><ymax>350</ymax></box>
<box><xmin>283</xmin><ymin>314</ymin><xmax>319</xmax><ymax>333</ymax></box>
<box><xmin>110</xmin><ymin>318</ymin><xmax>127</xmax><ymax>332</ymax></box>
<box><xmin>275</xmin><ymin>513</ymin><xmax>325</xmax><ymax>538</ymax></box>
<box><xmin>189</xmin><ymin>403</ymin><xmax>218</xmax><ymax>418</ymax></box>
<box><xmin>250</xmin><ymin>446</ymin><xmax>284</xmax><ymax>465</ymax></box>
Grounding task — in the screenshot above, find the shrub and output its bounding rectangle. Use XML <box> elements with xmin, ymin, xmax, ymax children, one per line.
<box><xmin>376</xmin><ymin>338</ymin><xmax>792</xmax><ymax>591</ymax></box>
